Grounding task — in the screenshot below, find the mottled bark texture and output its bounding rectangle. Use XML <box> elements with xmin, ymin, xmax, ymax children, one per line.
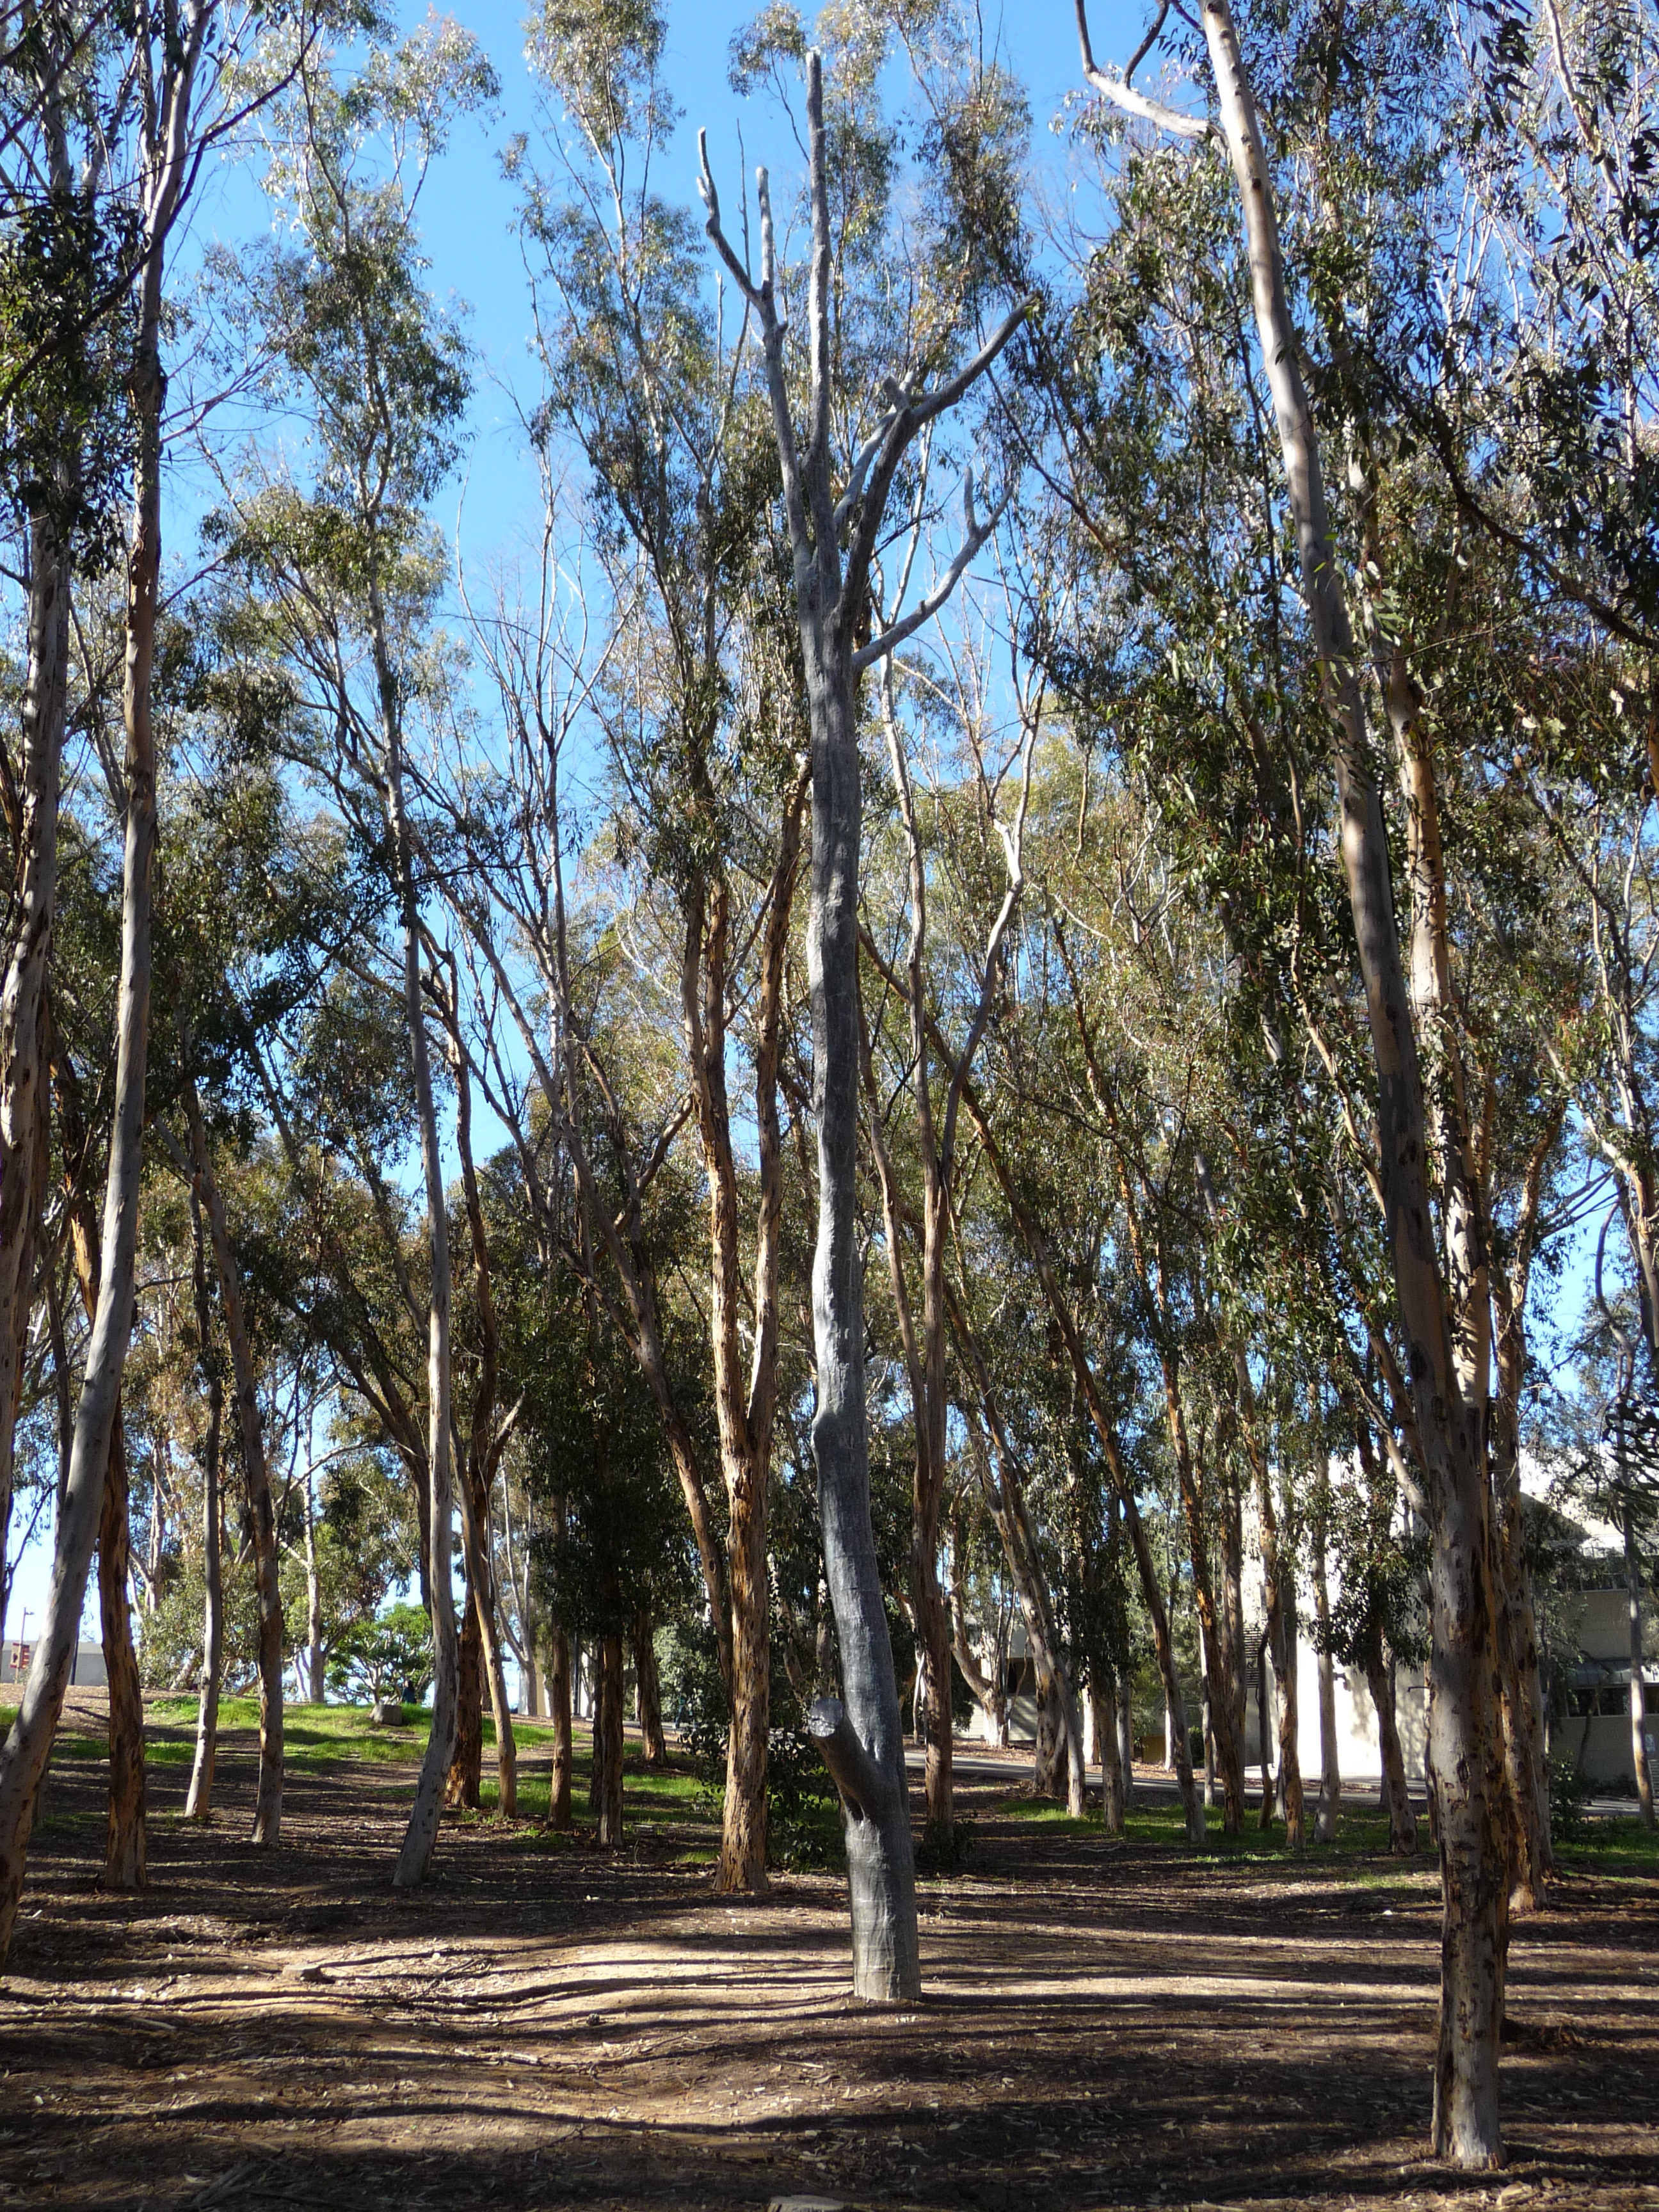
<box><xmin>697</xmin><ymin>49</ymin><xmax>1028</xmax><ymax>1994</ymax></box>
<box><xmin>447</xmin><ymin>1584</ymin><xmax>484</xmax><ymax>1809</ymax></box>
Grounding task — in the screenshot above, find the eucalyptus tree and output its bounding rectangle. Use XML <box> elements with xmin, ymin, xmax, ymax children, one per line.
<box><xmin>461</xmin><ymin>0</ymin><xmax>814</xmax><ymax>1891</ymax></box>
<box><xmin>0</xmin><ymin>0</ymin><xmax>136</xmax><ymax>1591</ymax></box>
<box><xmin>695</xmin><ymin>13</ymin><xmax>1031</xmax><ymax>1994</ymax></box>
<box><xmin>0</xmin><ymin>0</ymin><xmax>315</xmax><ymax>1961</ymax></box>
<box><xmin>860</xmin><ymin>591</ymin><xmax>1039</xmax><ymax>1845</ymax></box>
<box><xmin>1059</xmin><ymin>0</ymin><xmax>1631</xmax><ymax>2150</ymax></box>
<box><xmin>204</xmin><ymin>11</ymin><xmax>497</xmax><ymax>1885</ymax></box>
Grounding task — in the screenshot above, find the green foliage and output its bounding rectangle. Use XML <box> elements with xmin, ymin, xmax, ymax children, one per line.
<box><xmin>657</xmin><ymin>1620</ymin><xmax>840</xmax><ymax>1868</ymax></box>
<box><xmin>328</xmin><ymin>1601</ymin><xmax>435</xmax><ymax>1706</ymax></box>
<box><xmin>1548</xmin><ymin>1755</ymin><xmax>1594</xmax><ymax>1844</ymax></box>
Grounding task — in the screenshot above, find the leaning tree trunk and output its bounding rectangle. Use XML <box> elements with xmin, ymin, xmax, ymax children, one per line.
<box><xmin>100</xmin><ymin>1417</ymin><xmax>145</xmax><ymax>1889</ymax></box>
<box><xmin>0</xmin><ymin>504</ymin><xmax>70</xmax><ymax>1579</ymax></box>
<box><xmin>184</xmin><ymin>1184</ymin><xmax>223</xmax><ymax>1821</ymax></box>
<box><xmin>1194</xmin><ymin>0</ymin><xmax>1507</xmax><ymax>2157</ymax></box>
<box><xmin>58</xmin><ymin>1130</ymin><xmax>147</xmax><ymax>1886</ymax></box>
<box><xmin>186</xmin><ymin>1085</ymin><xmax>283</xmax><ymax>1844</ymax></box>
<box><xmin>0</xmin><ymin>283</ymin><xmax>168</xmax><ymax>1964</ymax></box>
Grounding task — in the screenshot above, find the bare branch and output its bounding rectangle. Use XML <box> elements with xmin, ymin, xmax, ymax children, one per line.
<box><xmin>1075</xmin><ymin>0</ymin><xmax>1216</xmax><ymax>141</ymax></box>
<box><xmin>851</xmin><ymin>476</ymin><xmax>1007</xmax><ymax>673</ymax></box>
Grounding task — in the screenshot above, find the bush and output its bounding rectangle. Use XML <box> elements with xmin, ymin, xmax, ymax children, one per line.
<box><xmin>657</xmin><ymin>1620</ymin><xmax>840</xmax><ymax>1867</ymax></box>
<box><xmin>1548</xmin><ymin>1756</ymin><xmax>1592</xmax><ymax>1843</ymax></box>
<box><xmin>327</xmin><ymin>1601</ymin><xmax>434</xmax><ymax>1708</ymax></box>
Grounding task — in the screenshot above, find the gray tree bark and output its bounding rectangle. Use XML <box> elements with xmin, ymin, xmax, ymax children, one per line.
<box><xmin>697</xmin><ymin>48</ymin><xmax>1028</xmax><ymax>1997</ymax></box>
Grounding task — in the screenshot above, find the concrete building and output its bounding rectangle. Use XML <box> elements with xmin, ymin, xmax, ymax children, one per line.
<box><xmin>1</xmin><ymin>1641</ymin><xmax>107</xmax><ymax>1688</ymax></box>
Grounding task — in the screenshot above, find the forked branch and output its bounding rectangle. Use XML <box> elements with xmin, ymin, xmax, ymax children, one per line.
<box><xmin>1075</xmin><ymin>0</ymin><xmax>1216</xmax><ymax>141</ymax></box>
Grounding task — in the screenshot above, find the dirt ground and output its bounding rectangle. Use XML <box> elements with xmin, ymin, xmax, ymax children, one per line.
<box><xmin>1</xmin><ymin>1695</ymin><xmax>1655</xmax><ymax>2212</ymax></box>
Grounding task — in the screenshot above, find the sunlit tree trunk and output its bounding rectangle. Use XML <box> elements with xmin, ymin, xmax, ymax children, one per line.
<box><xmin>447</xmin><ymin>1579</ymin><xmax>483</xmax><ymax>1809</ymax></box>
<box><xmin>0</xmin><ymin>48</ymin><xmax>77</xmax><ymax>1589</ymax></box>
<box><xmin>0</xmin><ymin>33</ymin><xmax>196</xmax><ymax>1937</ymax></box>
<box><xmin>367</xmin><ymin>587</ymin><xmax>458</xmax><ymax>1889</ymax></box>
<box><xmin>698</xmin><ymin>49</ymin><xmax>1027</xmax><ymax>1992</ymax></box>
<box><xmin>1075</xmin><ymin>0</ymin><xmax>1507</xmax><ymax>2150</ymax></box>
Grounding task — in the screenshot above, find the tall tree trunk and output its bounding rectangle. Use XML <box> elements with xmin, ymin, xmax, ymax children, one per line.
<box><xmin>100</xmin><ymin>1418</ymin><xmax>145</xmax><ymax>1888</ymax></box>
<box><xmin>445</xmin><ymin>1018</ymin><xmax>517</xmax><ymax>1817</ymax></box>
<box><xmin>720</xmin><ymin>1452</ymin><xmax>771</xmax><ymax>1887</ymax></box>
<box><xmin>635</xmin><ymin>1610</ymin><xmax>665</xmax><ymax>1767</ymax></box>
<box><xmin>184</xmin><ymin>1084</ymin><xmax>283</xmax><ymax>1844</ymax></box>
<box><xmin>1626</xmin><ymin>1508</ymin><xmax>1654</xmax><ymax>1827</ymax></box>
<box><xmin>1311</xmin><ymin>1481</ymin><xmax>1342</xmax><ymax>1843</ymax></box>
<box><xmin>697</xmin><ymin>52</ymin><xmax>1027</xmax><ymax>1992</ymax></box>
<box><xmin>0</xmin><ymin>472</ymin><xmax>74</xmax><ymax>1593</ymax></box>
<box><xmin>0</xmin><ymin>134</ymin><xmax>180</xmax><ymax>1950</ymax></box>
<box><xmin>1187</xmin><ymin>0</ymin><xmax>1507</xmax><ymax>2154</ymax></box>
<box><xmin>549</xmin><ymin>1625</ymin><xmax>572</xmax><ymax>1829</ymax></box>
<box><xmin>184</xmin><ymin>1183</ymin><xmax>223</xmax><ymax>1820</ymax></box>
<box><xmin>369</xmin><ymin>593</ymin><xmax>458</xmax><ymax>1889</ymax></box>
<box><xmin>56</xmin><ymin>1071</ymin><xmax>147</xmax><ymax>1885</ymax></box>
<box><xmin>807</xmin><ymin>629</ymin><xmax>919</xmax><ymax>1987</ymax></box>
<box><xmin>591</xmin><ymin>1631</ymin><xmax>624</xmax><ymax>1847</ymax></box>
<box><xmin>1368</xmin><ymin>1653</ymin><xmax>1419</xmax><ymax>1854</ymax></box>
<box><xmin>303</xmin><ymin>1466</ymin><xmax>324</xmax><ymax>1703</ymax></box>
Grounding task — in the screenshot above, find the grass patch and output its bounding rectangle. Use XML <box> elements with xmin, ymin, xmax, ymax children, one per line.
<box><xmin>1555</xmin><ymin>1815</ymin><xmax>1659</xmax><ymax>1873</ymax></box>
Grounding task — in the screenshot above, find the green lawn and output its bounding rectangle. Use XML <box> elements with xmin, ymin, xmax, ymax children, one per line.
<box><xmin>10</xmin><ymin>1698</ymin><xmax>1656</xmax><ymax>1875</ymax></box>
